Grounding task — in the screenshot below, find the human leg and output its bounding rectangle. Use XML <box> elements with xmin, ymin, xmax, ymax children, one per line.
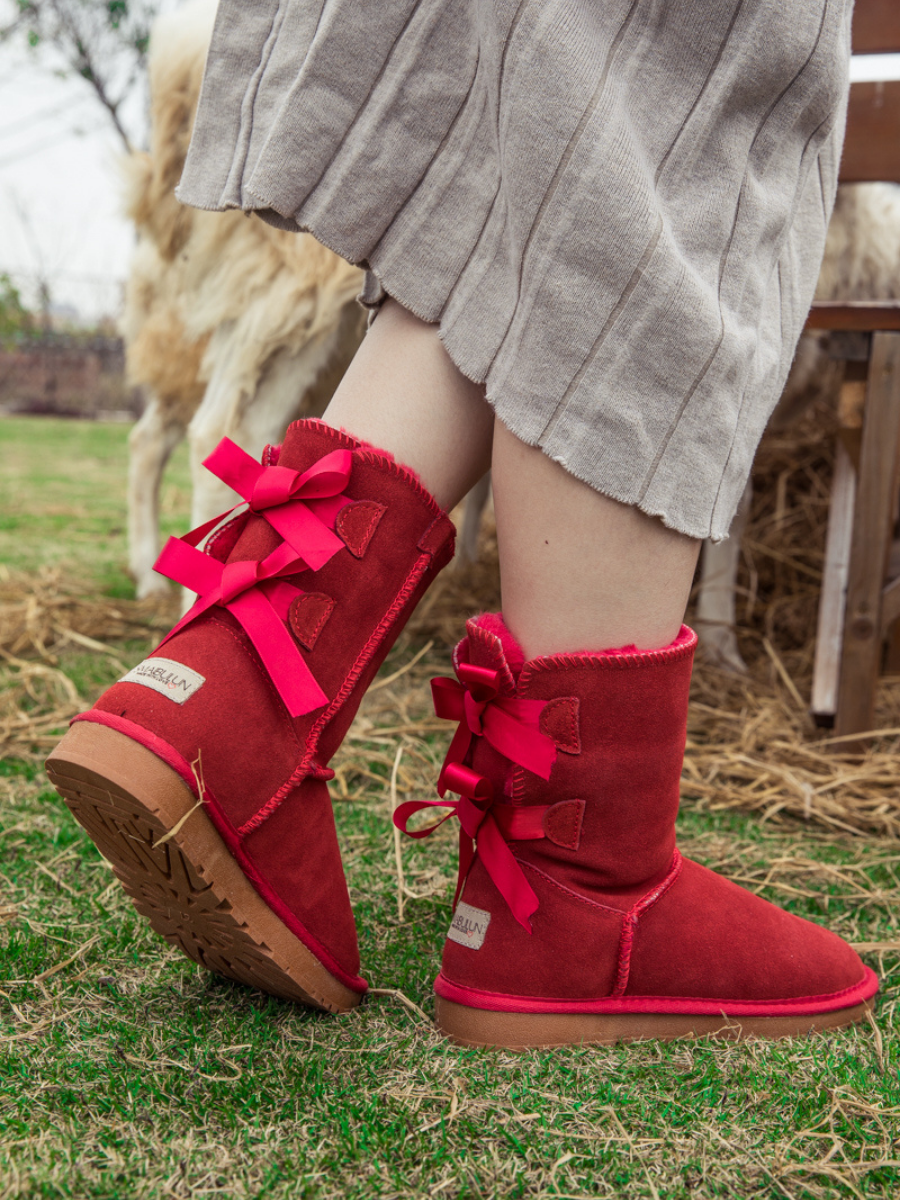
<box><xmin>323</xmin><ymin>299</ymin><xmax>494</xmax><ymax>511</ymax></box>
<box><xmin>491</xmin><ymin>419</ymin><xmax>700</xmax><ymax>656</ymax></box>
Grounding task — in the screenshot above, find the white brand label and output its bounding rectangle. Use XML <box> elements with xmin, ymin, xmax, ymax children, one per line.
<box><xmin>448</xmin><ymin>901</ymin><xmax>491</xmax><ymax>951</ymax></box>
<box><xmin>120</xmin><ymin>657</ymin><xmax>206</xmax><ymax>704</ymax></box>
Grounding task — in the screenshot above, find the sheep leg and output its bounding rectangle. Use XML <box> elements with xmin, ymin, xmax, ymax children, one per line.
<box><xmin>695</xmin><ymin>478</ymin><xmax>752</xmax><ymax>673</ymax></box>
<box><xmin>232</xmin><ymin>341</ymin><xmax>345</xmax><ymax>460</ymax></box>
<box><xmin>127</xmin><ymin>392</ymin><xmax>187</xmax><ymax>599</ymax></box>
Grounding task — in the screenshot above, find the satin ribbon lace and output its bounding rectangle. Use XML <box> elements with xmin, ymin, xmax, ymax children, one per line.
<box><xmin>393</xmin><ymin>659</ymin><xmax>558</xmax><ymax>931</ymax></box>
<box><xmin>153</xmin><ymin>437</ymin><xmax>353</xmax><ymax>717</ymax></box>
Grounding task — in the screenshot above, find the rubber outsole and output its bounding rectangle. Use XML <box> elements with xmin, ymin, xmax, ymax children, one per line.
<box><xmin>435</xmin><ymin>994</ymin><xmax>876</xmax><ymax>1048</ymax></box>
<box><xmin>45</xmin><ymin>722</ymin><xmax>362</xmax><ymax>1014</ymax></box>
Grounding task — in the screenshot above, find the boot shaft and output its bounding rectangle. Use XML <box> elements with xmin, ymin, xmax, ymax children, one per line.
<box><xmin>430</xmin><ymin>615</ymin><xmax>872</xmax><ymax>1033</ymax></box>
<box><xmin>461</xmin><ymin>615</ymin><xmax>695</xmax><ymax>895</ymax></box>
<box><xmin>95</xmin><ymin>420</ymin><xmax>455</xmax><ymax>792</ymax></box>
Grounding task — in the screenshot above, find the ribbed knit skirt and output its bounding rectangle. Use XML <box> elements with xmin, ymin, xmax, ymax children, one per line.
<box><xmin>177</xmin><ymin>0</ymin><xmax>852</xmax><ymax>539</ymax></box>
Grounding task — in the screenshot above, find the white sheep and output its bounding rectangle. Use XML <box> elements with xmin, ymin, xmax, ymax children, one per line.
<box><xmin>123</xmin><ymin>0</ymin><xmax>364</xmax><ymax>599</ymax></box>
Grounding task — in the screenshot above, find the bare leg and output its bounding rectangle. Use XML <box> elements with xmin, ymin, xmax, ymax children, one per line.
<box><xmin>322</xmin><ymin>299</ymin><xmax>494</xmax><ymax>511</ymax></box>
<box><xmin>457</xmin><ymin>471</ymin><xmax>492</xmax><ymax>566</ymax></box>
<box><xmin>324</xmin><ymin>300</ymin><xmax>696</xmax><ymax>654</ymax></box>
<box><xmin>491</xmin><ymin>420</ymin><xmax>701</xmax><ymax>657</ymax></box>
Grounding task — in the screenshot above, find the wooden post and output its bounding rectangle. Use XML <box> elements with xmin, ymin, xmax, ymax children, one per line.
<box><xmin>811</xmin><ymin>440</ymin><xmax>856</xmax><ymax>724</ymax></box>
<box><xmin>835</xmin><ymin>332</ymin><xmax>900</xmax><ymax>737</ymax></box>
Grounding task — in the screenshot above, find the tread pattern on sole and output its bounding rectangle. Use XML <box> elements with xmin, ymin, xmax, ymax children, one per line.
<box><xmin>46</xmin><ymin>726</ymin><xmax>360</xmax><ymax>1013</ymax></box>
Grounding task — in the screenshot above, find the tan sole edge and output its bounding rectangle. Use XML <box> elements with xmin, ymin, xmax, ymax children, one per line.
<box><xmin>435</xmin><ymin>995</ymin><xmax>876</xmax><ymax>1049</ymax></box>
<box><xmin>46</xmin><ymin>722</ymin><xmax>361</xmax><ymax>1014</ymax></box>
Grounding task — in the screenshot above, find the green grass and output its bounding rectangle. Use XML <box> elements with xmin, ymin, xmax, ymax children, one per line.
<box><xmin>1</xmin><ymin>416</ymin><xmax>899</xmax><ymax>1199</ymax></box>
<box><xmin>0</xmin><ymin>416</ymin><xmax>191</xmax><ymax>593</ymax></box>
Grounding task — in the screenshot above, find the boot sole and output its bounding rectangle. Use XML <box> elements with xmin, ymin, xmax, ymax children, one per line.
<box><xmin>46</xmin><ymin>722</ymin><xmax>362</xmax><ymax>1014</ymax></box>
<box><xmin>435</xmin><ymin>995</ymin><xmax>876</xmax><ymax>1049</ymax></box>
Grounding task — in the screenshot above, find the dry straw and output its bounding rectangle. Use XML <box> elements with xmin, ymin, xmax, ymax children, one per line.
<box><xmin>0</xmin><ymin>565</ymin><xmax>177</xmax><ymax>760</ymax></box>
<box><xmin>3</xmin><ymin>398</ymin><xmax>899</xmax><ymax>839</ymax></box>
<box><xmin>401</xmin><ymin>397</ymin><xmax>900</xmax><ymax>840</ymax></box>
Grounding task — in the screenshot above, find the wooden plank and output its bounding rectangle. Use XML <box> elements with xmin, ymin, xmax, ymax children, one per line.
<box><xmin>806</xmin><ymin>301</ymin><xmax>900</xmax><ymax>332</ymax></box>
<box><xmin>811</xmin><ymin>440</ymin><xmax>856</xmax><ymax>724</ymax></box>
<box><xmin>836</xmin><ymin>377</ymin><xmax>867</xmax><ymax>471</ymax></box>
<box><xmin>852</xmin><ymin>0</ymin><xmax>900</xmax><ymax>54</ymax></box>
<box><xmin>836</xmin><ymin>332</ymin><xmax>900</xmax><ymax>737</ymax></box>
<box><xmin>886</xmin><ymin>542</ymin><xmax>900</xmax><ymax>672</ymax></box>
<box><xmin>882</xmin><ymin>575</ymin><xmax>900</xmax><ymax>632</ymax></box>
<box><xmin>841</xmin><ymin>81</ymin><xmax>900</xmax><ymax>183</ymax></box>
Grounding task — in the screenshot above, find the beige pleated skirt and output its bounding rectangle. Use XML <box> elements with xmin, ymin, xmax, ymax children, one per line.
<box><xmin>177</xmin><ymin>0</ymin><xmax>852</xmax><ymax>539</ymax></box>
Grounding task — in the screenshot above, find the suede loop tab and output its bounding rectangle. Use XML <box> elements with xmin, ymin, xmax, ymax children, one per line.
<box><xmin>335</xmin><ymin>500</ymin><xmax>386</xmax><ymax>558</ymax></box>
<box><xmin>289</xmin><ymin>592</ymin><xmax>335</xmax><ymax>651</ymax></box>
<box><xmin>541</xmin><ymin>798</ymin><xmax>585</xmax><ymax>849</ymax></box>
<box><xmin>539</xmin><ymin>696</ymin><xmax>581</xmax><ymax>753</ymax></box>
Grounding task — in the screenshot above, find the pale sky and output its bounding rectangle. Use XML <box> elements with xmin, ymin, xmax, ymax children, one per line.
<box><xmin>0</xmin><ymin>55</ymin><xmax>136</xmax><ymax>321</ymax></box>
<box><xmin>0</xmin><ymin>22</ymin><xmax>898</xmax><ymax>324</ymax></box>
<box><xmin>0</xmin><ymin>1</ymin><xmax>174</xmax><ymax>322</ymax></box>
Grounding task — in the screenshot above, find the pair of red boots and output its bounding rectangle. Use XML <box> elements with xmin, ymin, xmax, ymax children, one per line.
<box><xmin>46</xmin><ymin>420</ymin><xmax>876</xmax><ymax>1047</ymax></box>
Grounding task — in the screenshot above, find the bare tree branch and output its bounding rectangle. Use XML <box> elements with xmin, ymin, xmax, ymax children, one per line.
<box><xmin>6</xmin><ymin>1</ymin><xmax>160</xmax><ymax>151</ymax></box>
<box><xmin>46</xmin><ymin>0</ymin><xmax>134</xmax><ymax>150</ymax></box>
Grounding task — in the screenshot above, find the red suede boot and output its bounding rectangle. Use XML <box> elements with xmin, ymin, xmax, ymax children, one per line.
<box><xmin>46</xmin><ymin>420</ymin><xmax>454</xmax><ymax>1012</ymax></box>
<box><xmin>396</xmin><ymin>614</ymin><xmax>877</xmax><ymax>1047</ymax></box>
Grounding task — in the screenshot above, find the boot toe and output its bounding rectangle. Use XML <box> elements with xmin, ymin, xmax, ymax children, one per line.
<box><xmin>625</xmin><ymin>858</ymin><xmax>869</xmax><ymax>1006</ymax></box>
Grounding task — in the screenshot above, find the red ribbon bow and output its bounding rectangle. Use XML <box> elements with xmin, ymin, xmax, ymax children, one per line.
<box><xmin>155</xmin><ymin>537</ymin><xmax>327</xmax><ymax>717</ymax></box>
<box><xmin>152</xmin><ymin>439</ymin><xmax>355</xmax><ymax>717</ymax></box>
<box><xmin>393</xmin><ymin>661</ymin><xmax>558</xmax><ymax>931</ymax></box>
<box><xmin>183</xmin><ymin>439</ymin><xmax>353</xmax><ymax>570</ymax></box>
<box><xmin>432</xmin><ymin>663</ymin><xmax>557</xmax><ymax>794</ymax></box>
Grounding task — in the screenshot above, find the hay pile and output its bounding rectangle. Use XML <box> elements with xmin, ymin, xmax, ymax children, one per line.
<box><xmin>0</xmin><ymin>566</ymin><xmax>177</xmax><ymax>759</ymax></box>
<box><xmin>3</xmin><ymin>402</ymin><xmax>899</xmax><ymax>837</ymax></box>
<box><xmin>680</xmin><ymin>402</ymin><xmax>900</xmax><ymax>838</ymax></box>
<box><xmin>405</xmin><ymin>398</ymin><xmax>900</xmax><ymax>839</ymax></box>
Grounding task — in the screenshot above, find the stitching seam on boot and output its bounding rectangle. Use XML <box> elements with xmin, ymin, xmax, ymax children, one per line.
<box><xmin>238</xmin><ymin>551</ymin><xmax>436</xmax><ymax>835</ymax></box>
<box><xmin>516</xmin><ymin>858</ymin><xmax>625</xmax><ymax>915</ymax></box>
<box><xmin>355</xmin><ymin>449</ymin><xmax>448</xmax><ymax>519</ymax></box>
<box><xmin>612</xmin><ymin>851</ymin><xmax>684</xmax><ymax>996</ymax></box>
<box><xmin>519</xmin><ymin>630</ymin><xmax>698</xmax><ymax>683</ymax></box>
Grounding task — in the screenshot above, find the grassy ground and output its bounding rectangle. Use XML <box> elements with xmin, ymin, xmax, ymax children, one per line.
<box><xmin>0</xmin><ymin>416</ymin><xmax>191</xmax><ymax>594</ymax></box>
<box><xmin>1</xmin><ymin>416</ymin><xmax>899</xmax><ymax>1199</ymax></box>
